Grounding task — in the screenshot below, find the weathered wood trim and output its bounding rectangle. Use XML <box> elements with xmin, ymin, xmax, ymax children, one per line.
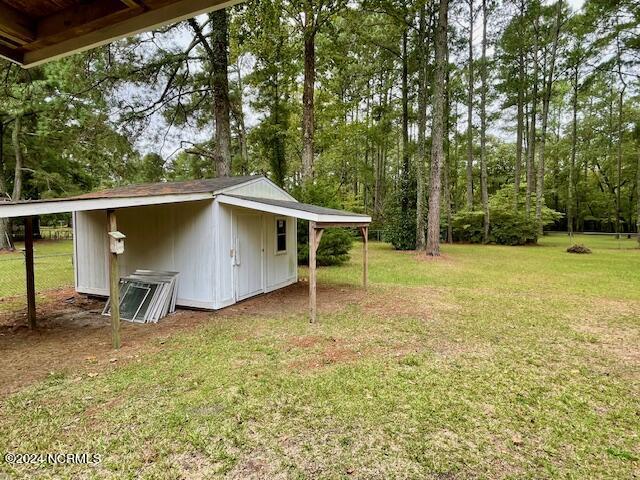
<box><xmin>0</xmin><ymin>43</ymin><xmax>23</xmax><ymax>63</ymax></box>
<box><xmin>359</xmin><ymin>226</ymin><xmax>368</xmax><ymax>290</ymax></box>
<box><xmin>34</xmin><ymin>0</ymin><xmax>139</xmax><ymax>46</ymax></box>
<box><xmin>309</xmin><ymin>222</ymin><xmax>323</xmax><ymax>324</ymax></box>
<box><xmin>24</xmin><ymin>216</ymin><xmax>36</xmax><ymax>329</ymax></box>
<box><xmin>20</xmin><ymin>0</ymin><xmax>240</xmax><ymax>68</ymax></box>
<box><xmin>0</xmin><ymin>3</ymin><xmax>35</xmax><ymax>44</ymax></box>
<box><xmin>315</xmin><ymin>222</ymin><xmax>371</xmax><ymax>228</ymax></box>
<box><xmin>107</xmin><ymin>209</ymin><xmax>121</xmax><ymax>349</ymax></box>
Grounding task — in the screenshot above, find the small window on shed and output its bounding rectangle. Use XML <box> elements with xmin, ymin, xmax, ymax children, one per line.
<box><xmin>276</xmin><ymin>218</ymin><xmax>287</xmax><ymax>253</ymax></box>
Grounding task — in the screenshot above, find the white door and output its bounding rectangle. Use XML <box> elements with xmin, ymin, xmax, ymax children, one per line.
<box><xmin>234</xmin><ymin>213</ymin><xmax>264</xmax><ymax>300</ymax></box>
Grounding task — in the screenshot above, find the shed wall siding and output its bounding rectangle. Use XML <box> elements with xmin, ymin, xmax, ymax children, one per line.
<box><xmin>75</xmin><ymin>200</ymin><xmax>216</xmax><ymax>308</ymax></box>
<box><xmin>213</xmin><ymin>201</ymin><xmax>235</xmax><ymax>308</ymax></box>
<box><xmin>74</xmin><ymin>210</ymin><xmax>109</xmax><ymax>293</ymax></box>
<box><xmin>215</xmin><ymin>203</ymin><xmax>297</xmax><ymax>307</ymax></box>
<box><xmin>220</xmin><ymin>178</ymin><xmax>293</xmax><ymax>201</ymax></box>
<box><xmin>264</xmin><ymin>214</ymin><xmax>297</xmax><ymax>291</ymax></box>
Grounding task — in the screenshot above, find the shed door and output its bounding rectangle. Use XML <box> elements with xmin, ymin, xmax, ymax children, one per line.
<box><xmin>234</xmin><ymin>213</ymin><xmax>264</xmax><ymax>301</ymax></box>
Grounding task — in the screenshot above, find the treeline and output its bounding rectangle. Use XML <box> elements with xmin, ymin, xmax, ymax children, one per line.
<box><xmin>0</xmin><ymin>0</ymin><xmax>638</xmax><ymax>251</ymax></box>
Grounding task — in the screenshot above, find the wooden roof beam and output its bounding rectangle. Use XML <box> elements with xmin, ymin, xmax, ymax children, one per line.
<box><xmin>35</xmin><ymin>0</ymin><xmax>140</xmax><ymax>44</ymax></box>
<box><xmin>20</xmin><ymin>0</ymin><xmax>239</xmax><ymax>68</ymax></box>
<box><xmin>0</xmin><ymin>2</ymin><xmax>35</xmax><ymax>45</ymax></box>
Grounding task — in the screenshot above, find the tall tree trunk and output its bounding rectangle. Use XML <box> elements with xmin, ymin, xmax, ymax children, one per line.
<box><xmin>235</xmin><ymin>62</ymin><xmax>249</xmax><ymax>174</ymax></box>
<box><xmin>515</xmin><ymin>52</ymin><xmax>524</xmax><ymax>210</ymax></box>
<box><xmin>0</xmin><ymin>121</ymin><xmax>12</xmax><ymax>250</ymax></box>
<box><xmin>465</xmin><ymin>0</ymin><xmax>474</xmax><ymax>209</ymax></box>
<box><xmin>12</xmin><ymin>115</ymin><xmax>22</xmax><ymax>202</ymax></box>
<box><xmin>426</xmin><ymin>0</ymin><xmax>448</xmax><ymax>256</ymax></box>
<box><xmin>401</xmin><ymin>28</ymin><xmax>410</xmax><ymax>218</ymax></box>
<box><xmin>568</xmin><ymin>66</ymin><xmax>578</xmax><ymax>237</ymax></box>
<box><xmin>479</xmin><ymin>0</ymin><xmax>489</xmax><ymax>242</ymax></box>
<box><xmin>301</xmin><ymin>2</ymin><xmax>316</xmax><ymax>181</ymax></box>
<box><xmin>614</xmin><ymin>30</ymin><xmax>627</xmax><ymax>239</ymax></box>
<box><xmin>444</xmin><ymin>31</ymin><xmax>453</xmax><ymax>244</ymax></box>
<box><xmin>636</xmin><ymin>147</ymin><xmax>640</xmax><ymax>246</ymax></box>
<box><xmin>271</xmin><ymin>76</ymin><xmax>287</xmax><ymax>187</ymax></box>
<box><xmin>526</xmin><ymin>41</ymin><xmax>538</xmax><ymax>216</ymax></box>
<box><xmin>535</xmin><ymin>0</ymin><xmax>562</xmax><ymax>229</ymax></box>
<box><xmin>210</xmin><ymin>9</ymin><xmax>232</xmax><ymax>177</ymax></box>
<box><xmin>615</xmin><ymin>87</ymin><xmax>625</xmax><ymax>238</ymax></box>
<box><xmin>415</xmin><ymin>6</ymin><xmax>428</xmax><ymax>250</ymax></box>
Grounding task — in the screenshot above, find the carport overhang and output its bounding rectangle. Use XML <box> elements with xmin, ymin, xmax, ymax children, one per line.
<box><xmin>0</xmin><ymin>0</ymin><xmax>241</xmax><ymax>68</ymax></box>
<box><xmin>216</xmin><ymin>194</ymin><xmax>372</xmax><ymax>325</ymax></box>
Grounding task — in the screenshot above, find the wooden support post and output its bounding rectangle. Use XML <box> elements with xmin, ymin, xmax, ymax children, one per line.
<box><xmin>360</xmin><ymin>225</ymin><xmax>368</xmax><ymax>290</ymax></box>
<box><xmin>107</xmin><ymin>209</ymin><xmax>121</xmax><ymax>349</ymax></box>
<box><xmin>309</xmin><ymin>222</ymin><xmax>324</xmax><ymax>323</ymax></box>
<box><xmin>24</xmin><ymin>216</ymin><xmax>36</xmax><ymax>329</ymax></box>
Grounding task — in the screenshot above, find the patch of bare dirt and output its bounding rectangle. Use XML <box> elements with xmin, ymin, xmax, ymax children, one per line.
<box><xmin>227</xmin><ymin>450</ymin><xmax>286</xmax><ymax>480</ymax></box>
<box><xmin>574</xmin><ymin>322</ymin><xmax>640</xmax><ymax>366</ymax></box>
<box><xmin>361</xmin><ymin>285</ymin><xmax>460</xmax><ymax>321</ymax></box>
<box><xmin>225</xmin><ymin>281</ymin><xmax>365</xmax><ymax>318</ymax></box>
<box><xmin>0</xmin><ymin>283</ymin><xmax>366</xmax><ymax>397</ymax></box>
<box><xmin>168</xmin><ymin>451</ymin><xmax>220</xmax><ymax>480</ymax></box>
<box><xmin>569</xmin><ymin>297</ymin><xmax>640</xmax><ymax>367</ymax></box>
<box><xmin>397</xmin><ymin>249</ymin><xmax>456</xmax><ymax>264</ymax></box>
<box><xmin>287</xmin><ymin>335</ymin><xmax>336</xmax><ymax>349</ymax></box>
<box><xmin>284</xmin><ymin>285</ymin><xmax>488</xmax><ymax>372</ymax></box>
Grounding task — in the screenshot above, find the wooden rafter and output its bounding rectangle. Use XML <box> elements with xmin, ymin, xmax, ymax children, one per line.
<box><xmin>0</xmin><ymin>2</ymin><xmax>35</xmax><ymax>45</ymax></box>
<box><xmin>0</xmin><ymin>0</ymin><xmax>239</xmax><ymax>68</ymax></box>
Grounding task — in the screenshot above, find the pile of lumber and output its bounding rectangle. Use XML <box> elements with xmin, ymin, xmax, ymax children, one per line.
<box><xmin>102</xmin><ymin>270</ymin><xmax>179</xmax><ymax>323</ymax></box>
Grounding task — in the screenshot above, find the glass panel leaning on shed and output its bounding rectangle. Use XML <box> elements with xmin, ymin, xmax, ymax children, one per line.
<box><xmin>103</xmin><ymin>270</ymin><xmax>179</xmax><ymax>323</ymax></box>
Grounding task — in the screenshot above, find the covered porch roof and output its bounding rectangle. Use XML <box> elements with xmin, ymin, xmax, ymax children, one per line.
<box><xmin>0</xmin><ymin>0</ymin><xmax>239</xmax><ymax>68</ymax></box>
<box><xmin>216</xmin><ymin>195</ymin><xmax>371</xmax><ymax>225</ymax></box>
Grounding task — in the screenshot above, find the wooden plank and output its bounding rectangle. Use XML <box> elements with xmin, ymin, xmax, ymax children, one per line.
<box><xmin>24</xmin><ymin>216</ymin><xmax>36</xmax><ymax>329</ymax></box>
<box><xmin>0</xmin><ymin>2</ymin><xmax>35</xmax><ymax>44</ymax></box>
<box><xmin>315</xmin><ymin>222</ymin><xmax>370</xmax><ymax>228</ymax></box>
<box><xmin>21</xmin><ymin>0</ymin><xmax>239</xmax><ymax>67</ymax></box>
<box><xmin>359</xmin><ymin>226</ymin><xmax>368</xmax><ymax>290</ymax></box>
<box><xmin>34</xmin><ymin>0</ymin><xmax>138</xmax><ymax>46</ymax></box>
<box><xmin>309</xmin><ymin>222</ymin><xmax>321</xmax><ymax>324</ymax></box>
<box><xmin>0</xmin><ymin>43</ymin><xmax>23</xmax><ymax>63</ymax></box>
<box><xmin>107</xmin><ymin>209</ymin><xmax>121</xmax><ymax>349</ymax></box>
<box><xmin>120</xmin><ymin>0</ymin><xmax>146</xmax><ymax>8</ymax></box>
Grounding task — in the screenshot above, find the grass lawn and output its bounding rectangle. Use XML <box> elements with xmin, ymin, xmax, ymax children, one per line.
<box><xmin>1</xmin><ymin>234</ymin><xmax>639</xmax><ymax>478</ymax></box>
<box><xmin>0</xmin><ymin>240</ymin><xmax>74</xmax><ymax>309</ymax></box>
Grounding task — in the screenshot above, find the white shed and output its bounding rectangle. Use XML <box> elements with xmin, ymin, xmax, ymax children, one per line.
<box><xmin>0</xmin><ymin>175</ymin><xmax>371</xmax><ymax>346</ymax></box>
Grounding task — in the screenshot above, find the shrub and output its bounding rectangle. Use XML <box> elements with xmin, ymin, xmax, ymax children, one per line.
<box><xmin>293</xmin><ymin>180</ymin><xmax>356</xmax><ymax>266</ymax></box>
<box><xmin>382</xmin><ymin>189</ymin><xmax>419</xmax><ymax>250</ymax></box>
<box><xmin>451</xmin><ymin>210</ymin><xmax>485</xmax><ymax>244</ymax></box>
<box><xmin>451</xmin><ymin>185</ymin><xmax>563</xmax><ymax>246</ymax></box>
<box><xmin>567</xmin><ymin>244</ymin><xmax>592</xmax><ymax>254</ymax></box>
<box><xmin>298</xmin><ymin>226</ymin><xmax>354</xmax><ymax>266</ymax></box>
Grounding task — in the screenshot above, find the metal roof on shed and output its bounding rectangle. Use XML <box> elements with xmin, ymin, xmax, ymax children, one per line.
<box><xmin>216</xmin><ymin>195</ymin><xmax>371</xmax><ymax>224</ymax></box>
<box><xmin>0</xmin><ymin>175</ymin><xmax>371</xmax><ymax>225</ymax></box>
<box><xmin>71</xmin><ymin>175</ymin><xmax>261</xmax><ymax>200</ymax></box>
<box><xmin>226</xmin><ymin>195</ymin><xmax>369</xmax><ymax>218</ymax></box>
